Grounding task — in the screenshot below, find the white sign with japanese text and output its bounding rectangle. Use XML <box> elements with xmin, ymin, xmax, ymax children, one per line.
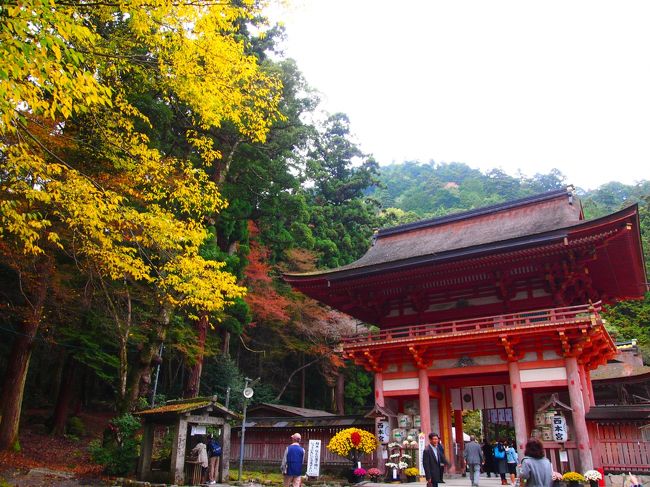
<box><xmin>306</xmin><ymin>439</ymin><xmax>321</xmax><ymax>477</ymax></box>
<box><xmin>377</xmin><ymin>419</ymin><xmax>391</xmax><ymax>443</ymax></box>
<box><xmin>552</xmin><ymin>415</ymin><xmax>568</xmax><ymax>442</ymax></box>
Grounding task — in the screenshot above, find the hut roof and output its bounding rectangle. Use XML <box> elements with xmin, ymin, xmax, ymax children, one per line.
<box><xmin>235</xmin><ymin>415</ymin><xmax>373</xmax><ymax>429</ymax></box>
<box><xmin>136</xmin><ymin>396</ymin><xmax>238</xmax><ymax>419</ymax></box>
<box><xmin>248</xmin><ymin>403</ymin><xmax>335</xmax><ymax>418</ymax></box>
<box><xmin>585</xmin><ymin>404</ymin><xmax>650</xmax><ymax>421</ymax></box>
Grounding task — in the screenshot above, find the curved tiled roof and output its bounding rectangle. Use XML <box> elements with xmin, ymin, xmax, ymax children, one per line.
<box><xmin>286</xmin><ymin>189</ymin><xmax>581</xmax><ymax>279</ymax></box>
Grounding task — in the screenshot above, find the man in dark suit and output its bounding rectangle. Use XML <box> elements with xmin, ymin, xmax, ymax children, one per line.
<box><xmin>423</xmin><ymin>433</ymin><xmax>448</xmax><ymax>487</ymax></box>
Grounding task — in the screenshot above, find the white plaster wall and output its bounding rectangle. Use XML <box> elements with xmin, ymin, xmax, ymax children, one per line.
<box><xmin>383</xmin><ymin>377</ymin><xmax>419</xmax><ymax>391</ymax></box>
<box><xmin>520</xmin><ymin>367</ymin><xmax>567</xmax><ymax>382</ymax></box>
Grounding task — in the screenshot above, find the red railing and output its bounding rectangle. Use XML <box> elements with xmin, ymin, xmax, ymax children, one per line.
<box><xmin>341</xmin><ymin>302</ymin><xmax>601</xmax><ymax>348</ymax></box>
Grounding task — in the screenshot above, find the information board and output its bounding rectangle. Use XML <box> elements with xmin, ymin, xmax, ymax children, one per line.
<box><xmin>306</xmin><ymin>439</ymin><xmax>321</xmax><ymax>477</ymax></box>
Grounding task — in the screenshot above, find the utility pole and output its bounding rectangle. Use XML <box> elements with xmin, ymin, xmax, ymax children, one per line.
<box><xmin>151</xmin><ymin>343</ymin><xmax>164</xmax><ymax>407</ymax></box>
<box><xmin>238</xmin><ymin>378</ymin><xmax>259</xmax><ymax>481</ymax></box>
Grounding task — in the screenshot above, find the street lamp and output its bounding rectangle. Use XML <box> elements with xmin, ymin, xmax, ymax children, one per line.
<box><xmin>238</xmin><ymin>377</ymin><xmax>259</xmax><ymax>481</ymax></box>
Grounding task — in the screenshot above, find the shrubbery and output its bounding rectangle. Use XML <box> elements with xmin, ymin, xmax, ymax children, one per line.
<box><xmin>89</xmin><ymin>413</ymin><xmax>141</xmax><ymax>475</ymax></box>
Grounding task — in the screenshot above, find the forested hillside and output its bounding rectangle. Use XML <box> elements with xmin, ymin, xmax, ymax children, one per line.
<box><xmin>0</xmin><ymin>2</ymin><xmax>648</xmax><ymax>469</ymax></box>
<box><xmin>373</xmin><ymin>160</ymin><xmax>650</xmax><ymax>223</ymax></box>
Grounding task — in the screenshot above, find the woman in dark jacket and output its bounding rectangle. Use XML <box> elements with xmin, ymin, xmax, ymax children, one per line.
<box><xmin>493</xmin><ymin>439</ymin><xmax>508</xmax><ymax>485</ymax></box>
<box><xmin>482</xmin><ymin>439</ymin><xmax>494</xmax><ymax>478</ymax></box>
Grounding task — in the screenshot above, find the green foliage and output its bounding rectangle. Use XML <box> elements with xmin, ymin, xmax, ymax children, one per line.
<box><xmin>66</xmin><ymin>416</ymin><xmax>85</xmax><ymax>438</ymax></box>
<box><xmin>604</xmin><ymin>292</ymin><xmax>650</xmax><ymax>362</ymax></box>
<box><xmin>344</xmin><ymin>365</ymin><xmax>373</xmax><ymax>414</ymax></box>
<box><xmin>89</xmin><ymin>413</ymin><xmax>141</xmax><ymax>475</ymax></box>
<box><xmin>373</xmin><ymin>161</ymin><xmax>570</xmax><ymax>220</ymax></box>
<box><xmin>462</xmin><ymin>410</ymin><xmax>482</xmax><ymax>439</ymax></box>
<box><xmin>304</xmin><ymin>113</ymin><xmax>381</xmax><ymax>267</ymax></box>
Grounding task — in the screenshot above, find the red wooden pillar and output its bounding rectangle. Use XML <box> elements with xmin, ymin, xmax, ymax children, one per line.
<box><xmin>508</xmin><ymin>361</ymin><xmax>527</xmax><ymax>456</ymax></box>
<box><xmin>566</xmin><ymin>356</ymin><xmax>594</xmax><ymax>470</ymax></box>
<box><xmin>578</xmin><ymin>363</ymin><xmax>591</xmax><ymax>413</ymax></box>
<box><xmin>375</xmin><ymin>372</ymin><xmax>385</xmax><ymax>407</ymax></box>
<box><xmin>439</xmin><ymin>384</ymin><xmax>455</xmax><ymax>472</ymax></box>
<box><xmin>454</xmin><ymin>409</ymin><xmax>464</xmax><ymax>461</ymax></box>
<box><xmin>375</xmin><ymin>372</ymin><xmax>385</xmax><ymax>471</ymax></box>
<box><xmin>585</xmin><ymin>369</ymin><xmax>596</xmax><ymax>407</ymax></box>
<box><xmin>419</xmin><ymin>368</ymin><xmax>431</xmax><ymax>436</ymax></box>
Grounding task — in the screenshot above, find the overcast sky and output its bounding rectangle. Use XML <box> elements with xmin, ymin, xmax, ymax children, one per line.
<box><xmin>272</xmin><ymin>0</ymin><xmax>650</xmax><ymax>190</ymax></box>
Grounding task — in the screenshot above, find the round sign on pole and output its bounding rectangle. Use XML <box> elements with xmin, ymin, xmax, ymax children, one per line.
<box><xmin>243</xmin><ymin>387</ymin><xmax>254</xmax><ymax>399</ymax></box>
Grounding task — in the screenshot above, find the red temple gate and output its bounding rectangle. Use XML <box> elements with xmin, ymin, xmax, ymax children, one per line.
<box><xmin>285</xmin><ymin>189</ymin><xmax>647</xmax><ymax>472</ymax></box>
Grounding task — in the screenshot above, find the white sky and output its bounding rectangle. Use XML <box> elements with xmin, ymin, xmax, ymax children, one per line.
<box><xmin>272</xmin><ymin>0</ymin><xmax>650</xmax><ymax>190</ymax></box>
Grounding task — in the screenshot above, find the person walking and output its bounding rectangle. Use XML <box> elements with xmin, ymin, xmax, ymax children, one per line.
<box><xmin>506</xmin><ymin>439</ymin><xmax>519</xmax><ymax>485</ymax></box>
<box><xmin>463</xmin><ymin>435</ymin><xmax>484</xmax><ymax>487</ymax></box>
<box><xmin>423</xmin><ymin>433</ymin><xmax>448</xmax><ymax>487</ymax></box>
<box><xmin>493</xmin><ymin>439</ymin><xmax>508</xmax><ymax>485</ymax></box>
<box><xmin>519</xmin><ymin>438</ymin><xmax>552</xmax><ymax>487</ymax></box>
<box><xmin>482</xmin><ymin>439</ymin><xmax>494</xmax><ymax>478</ymax></box>
<box><xmin>281</xmin><ymin>433</ymin><xmax>305</xmax><ymax>487</ymax></box>
<box><xmin>206</xmin><ymin>433</ymin><xmax>222</xmax><ymax>485</ymax></box>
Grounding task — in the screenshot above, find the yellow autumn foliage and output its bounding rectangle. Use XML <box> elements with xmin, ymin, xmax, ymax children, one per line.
<box><xmin>0</xmin><ymin>0</ymin><xmax>283</xmax><ymax>314</ymax></box>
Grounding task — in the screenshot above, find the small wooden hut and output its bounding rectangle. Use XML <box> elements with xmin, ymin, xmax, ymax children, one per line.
<box><xmin>136</xmin><ymin>396</ymin><xmax>238</xmax><ymax>485</ymax></box>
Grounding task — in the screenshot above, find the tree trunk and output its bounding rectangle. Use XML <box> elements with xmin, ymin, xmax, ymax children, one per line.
<box><xmin>222</xmin><ymin>329</ymin><xmax>231</xmax><ymax>357</ymax></box>
<box><xmin>51</xmin><ymin>355</ymin><xmax>77</xmax><ymax>436</ymax></box>
<box><xmin>127</xmin><ymin>345</ymin><xmax>158</xmax><ymax>409</ymax></box>
<box><xmin>184</xmin><ymin>314</ymin><xmax>208</xmax><ymax>398</ymax></box>
<box><xmin>0</xmin><ymin>258</ymin><xmax>50</xmax><ymax>451</ymax></box>
<box><xmin>0</xmin><ymin>320</ymin><xmax>39</xmax><ymax>450</ymax></box>
<box><xmin>336</xmin><ymin>372</ymin><xmax>345</xmax><ymax>415</ymax></box>
<box><xmin>124</xmin><ymin>315</ymin><xmax>168</xmax><ymax>411</ymax></box>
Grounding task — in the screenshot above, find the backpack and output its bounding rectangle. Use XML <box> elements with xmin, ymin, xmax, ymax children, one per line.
<box><xmin>209</xmin><ymin>440</ymin><xmax>222</xmax><ymax>457</ymax></box>
<box><xmin>494</xmin><ymin>445</ymin><xmax>505</xmax><ymax>460</ymax></box>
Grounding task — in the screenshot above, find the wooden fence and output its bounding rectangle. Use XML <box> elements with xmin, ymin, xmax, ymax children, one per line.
<box><xmin>595</xmin><ymin>422</ymin><xmax>650</xmax><ymax>473</ymax></box>
<box><xmin>230</xmin><ymin>426</ymin><xmax>377</xmax><ymax>467</ymax></box>
<box><xmin>542</xmin><ymin>442</ymin><xmax>580</xmax><ymax>472</ymax></box>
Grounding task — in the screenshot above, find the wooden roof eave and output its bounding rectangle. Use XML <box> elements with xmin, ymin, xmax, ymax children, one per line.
<box><xmin>284</xmin><ymin>204</ymin><xmax>643</xmax><ymax>287</ymax></box>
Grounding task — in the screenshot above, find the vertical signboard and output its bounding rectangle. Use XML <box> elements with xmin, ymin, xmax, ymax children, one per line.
<box><xmin>418</xmin><ymin>432</ymin><xmax>426</xmax><ymax>476</ymax></box>
<box><xmin>306</xmin><ymin>439</ymin><xmax>321</xmax><ymax>477</ymax></box>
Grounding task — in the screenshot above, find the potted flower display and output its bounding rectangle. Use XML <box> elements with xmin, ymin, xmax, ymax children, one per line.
<box><xmin>385</xmin><ymin>461</ymin><xmax>408</xmax><ymax>482</ymax></box>
<box><xmin>326</xmin><ymin>428</ymin><xmax>377</xmax><ymax>483</ymax></box>
<box><xmin>354</xmin><ymin>467</ymin><xmax>367</xmax><ymax>483</ymax></box>
<box><xmin>385</xmin><ymin>442</ymin><xmax>410</xmax><ymax>482</ymax></box>
<box><xmin>563</xmin><ymin>471</ymin><xmax>586</xmax><ymax>487</ymax></box>
<box><xmin>404</xmin><ymin>467</ymin><xmax>419</xmax><ymax>482</ymax></box>
<box><xmin>368</xmin><ymin>468</ymin><xmax>382</xmax><ymax>482</ymax></box>
<box><xmin>584</xmin><ymin>470</ymin><xmax>602</xmax><ymax>487</ymax></box>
